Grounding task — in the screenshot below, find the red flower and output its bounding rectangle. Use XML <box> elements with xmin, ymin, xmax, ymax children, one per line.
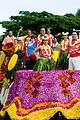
<box><xmin>0</xmin><ymin>73</ymin><xmax>5</xmax><ymax>80</ymax></box>
<box><xmin>24</xmin><ymin>57</ymin><xmax>28</xmax><ymax>62</ymax></box>
<box><xmin>29</xmin><ymin>53</ymin><xmax>36</xmax><ymax>60</ymax></box>
<box><xmin>32</xmin><ymin>89</ymin><xmax>39</xmax><ymax>98</ymax></box>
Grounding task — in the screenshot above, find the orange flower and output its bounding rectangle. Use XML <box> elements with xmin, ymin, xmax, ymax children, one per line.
<box><xmin>68</xmin><ymin>77</ymin><xmax>76</xmax><ymax>84</ymax></box>
<box><xmin>25</xmin><ymin>85</ymin><xmax>32</xmax><ymax>94</ymax></box>
<box><xmin>59</xmin><ymin>73</ymin><xmax>67</xmax><ymax>81</ymax></box>
<box><xmin>61</xmin><ymin>81</ymin><xmax>70</xmax><ymax>88</ymax></box>
<box><xmin>34</xmin><ymin>72</ymin><xmax>43</xmax><ymax>81</ymax></box>
<box><xmin>25</xmin><ymin>72</ymin><xmax>42</xmax><ymax>97</ymax></box>
<box><xmin>26</xmin><ymin>77</ymin><xmax>33</xmax><ymax>84</ymax></box>
<box><xmin>67</xmin><ymin>70</ymin><xmax>75</xmax><ymax>76</ymax></box>
<box><xmin>63</xmin><ymin>89</ymin><xmax>70</xmax><ymax>96</ymax></box>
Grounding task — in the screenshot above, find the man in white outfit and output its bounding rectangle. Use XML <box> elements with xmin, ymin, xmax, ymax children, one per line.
<box><xmin>68</xmin><ymin>32</ymin><xmax>80</xmax><ymax>70</ymax></box>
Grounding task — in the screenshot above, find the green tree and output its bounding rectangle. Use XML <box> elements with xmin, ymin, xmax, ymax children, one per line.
<box><xmin>76</xmin><ymin>9</ymin><xmax>80</xmax><ymax>16</ymax></box>
<box><xmin>1</xmin><ymin>11</ymin><xmax>80</xmax><ymax>37</ymax></box>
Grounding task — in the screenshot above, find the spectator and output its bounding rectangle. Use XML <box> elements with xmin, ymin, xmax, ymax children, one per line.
<box><xmin>25</xmin><ymin>35</ymin><xmax>36</xmax><ymax>69</ymax></box>
<box><xmin>68</xmin><ymin>32</ymin><xmax>80</xmax><ymax>70</ymax></box>
<box><xmin>2</xmin><ymin>31</ymin><xmax>14</xmax><ymax>45</ymax></box>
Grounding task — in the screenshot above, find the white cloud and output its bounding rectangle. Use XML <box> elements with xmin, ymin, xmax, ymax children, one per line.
<box><xmin>0</xmin><ymin>24</ymin><xmax>6</xmax><ymax>35</ymax></box>
<box><xmin>0</xmin><ymin>0</ymin><xmax>80</xmax><ymax>35</ymax></box>
<box><xmin>0</xmin><ymin>0</ymin><xmax>80</xmax><ymax>21</ymax></box>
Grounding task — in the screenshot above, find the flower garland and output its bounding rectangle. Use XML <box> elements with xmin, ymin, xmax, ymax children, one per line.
<box><xmin>69</xmin><ymin>39</ymin><xmax>79</xmax><ymax>47</ymax></box>
<box><xmin>61</xmin><ymin>39</ymin><xmax>69</xmax><ymax>51</ymax></box>
<box><xmin>40</xmin><ymin>44</ymin><xmax>51</xmax><ymax>57</ymax></box>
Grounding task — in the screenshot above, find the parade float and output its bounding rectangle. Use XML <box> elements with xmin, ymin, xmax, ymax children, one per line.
<box><xmin>3</xmin><ymin>70</ymin><xmax>80</xmax><ymax>120</ymax></box>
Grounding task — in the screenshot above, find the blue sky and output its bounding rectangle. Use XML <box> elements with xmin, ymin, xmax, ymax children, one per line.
<box><xmin>0</xmin><ymin>0</ymin><xmax>80</xmax><ymax>35</ymax></box>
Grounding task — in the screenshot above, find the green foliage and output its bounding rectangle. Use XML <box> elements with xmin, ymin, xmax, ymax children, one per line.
<box><xmin>33</xmin><ymin>58</ymin><xmax>55</xmax><ymax>71</ymax></box>
<box><xmin>1</xmin><ymin>10</ymin><xmax>80</xmax><ymax>37</ymax></box>
<box><xmin>64</xmin><ymin>13</ymin><xmax>74</xmax><ymax>17</ymax></box>
<box><xmin>76</xmin><ymin>8</ymin><xmax>80</xmax><ymax>16</ymax></box>
<box><xmin>0</xmin><ymin>35</ymin><xmax>3</xmax><ymax>42</ymax></box>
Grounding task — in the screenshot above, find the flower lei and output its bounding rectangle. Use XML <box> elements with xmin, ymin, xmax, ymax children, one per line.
<box><xmin>69</xmin><ymin>39</ymin><xmax>79</xmax><ymax>47</ymax></box>
<box><xmin>41</xmin><ymin>44</ymin><xmax>51</xmax><ymax>57</ymax></box>
<box><xmin>61</xmin><ymin>39</ymin><xmax>69</xmax><ymax>51</ymax></box>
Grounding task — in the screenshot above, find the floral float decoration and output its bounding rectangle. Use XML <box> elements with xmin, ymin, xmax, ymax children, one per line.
<box><xmin>8</xmin><ymin>54</ymin><xmax>18</xmax><ymax>71</ymax></box>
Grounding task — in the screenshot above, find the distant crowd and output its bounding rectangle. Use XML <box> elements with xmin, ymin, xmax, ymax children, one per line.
<box><xmin>1</xmin><ymin>27</ymin><xmax>80</xmax><ymax>71</ymax></box>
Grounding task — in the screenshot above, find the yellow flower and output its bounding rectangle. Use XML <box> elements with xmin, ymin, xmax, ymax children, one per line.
<box><xmin>0</xmin><ymin>111</ymin><xmax>5</xmax><ymax>117</ymax></box>
<box><xmin>8</xmin><ymin>54</ymin><xmax>18</xmax><ymax>71</ymax></box>
<box><xmin>14</xmin><ymin>45</ymin><xmax>18</xmax><ymax>52</ymax></box>
<box><xmin>0</xmin><ymin>51</ymin><xmax>5</xmax><ymax>69</ymax></box>
<box><xmin>52</xmin><ymin>50</ymin><xmax>59</xmax><ymax>62</ymax></box>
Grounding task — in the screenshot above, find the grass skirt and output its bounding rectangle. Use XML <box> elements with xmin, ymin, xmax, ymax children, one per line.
<box><xmin>33</xmin><ymin>58</ymin><xmax>55</xmax><ymax>71</ymax></box>
<box><xmin>57</xmin><ymin>51</ymin><xmax>68</xmax><ymax>69</ymax></box>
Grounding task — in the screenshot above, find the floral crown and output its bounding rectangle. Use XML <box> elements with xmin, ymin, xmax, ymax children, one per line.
<box><xmin>62</xmin><ymin>32</ymin><xmax>69</xmax><ymax>36</ymax></box>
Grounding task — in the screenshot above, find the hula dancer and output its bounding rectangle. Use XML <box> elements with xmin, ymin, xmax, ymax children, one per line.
<box><xmin>34</xmin><ymin>35</ymin><xmax>55</xmax><ymax>71</ymax></box>
<box><xmin>59</xmin><ymin>32</ymin><xmax>69</xmax><ymax>69</ymax></box>
<box><xmin>61</xmin><ymin>32</ymin><xmax>69</xmax><ymax>51</ymax></box>
<box><xmin>37</xmin><ymin>28</ymin><xmax>47</xmax><ymax>47</ymax></box>
<box><xmin>47</xmin><ymin>28</ymin><xmax>54</xmax><ymax>47</ymax></box>
<box><xmin>52</xmin><ymin>38</ymin><xmax>60</xmax><ymax>65</ymax></box>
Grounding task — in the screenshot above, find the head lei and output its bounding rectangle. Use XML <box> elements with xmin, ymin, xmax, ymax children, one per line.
<box><xmin>62</xmin><ymin>32</ymin><xmax>69</xmax><ymax>36</ymax></box>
